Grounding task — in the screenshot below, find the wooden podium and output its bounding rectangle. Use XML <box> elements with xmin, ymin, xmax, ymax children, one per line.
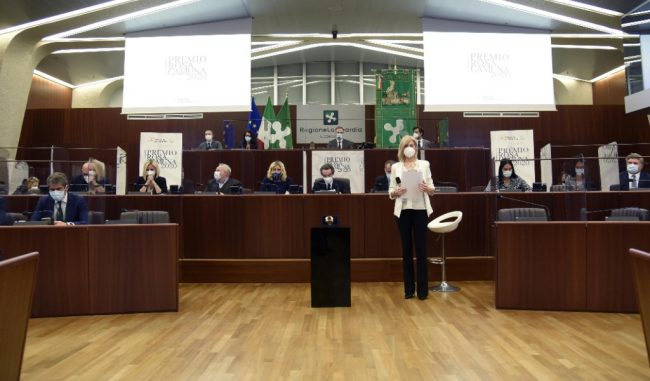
<box><xmin>310</xmin><ymin>227</ymin><xmax>351</xmax><ymax>307</ymax></box>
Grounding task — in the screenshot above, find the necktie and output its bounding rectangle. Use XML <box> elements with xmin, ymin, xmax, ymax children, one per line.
<box><xmin>56</xmin><ymin>201</ymin><xmax>64</xmax><ymax>222</ymax></box>
<box><xmin>632</xmin><ymin>175</ymin><xmax>638</xmax><ymax>189</ymax></box>
<box><xmin>419</xmin><ymin>140</ymin><xmax>422</xmax><ymax>149</ymax></box>
<box><xmin>338</xmin><ymin>140</ymin><xmax>342</xmax><ymax>149</ymax></box>
<box><xmin>327</xmin><ymin>182</ymin><xmax>331</xmax><ymax>190</ymax></box>
<box><xmin>207</xmin><ymin>142</ymin><xmax>211</xmax><ymax>149</ymax></box>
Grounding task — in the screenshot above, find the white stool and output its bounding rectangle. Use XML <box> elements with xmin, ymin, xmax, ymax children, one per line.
<box><xmin>427</xmin><ymin>211</ymin><xmax>463</xmax><ymax>292</ymax></box>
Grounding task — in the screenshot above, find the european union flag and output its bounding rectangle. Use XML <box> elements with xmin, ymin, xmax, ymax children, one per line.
<box><xmin>248</xmin><ymin>96</ymin><xmax>262</xmax><ymax>135</ymax></box>
<box><xmin>223</xmin><ymin>120</ymin><xmax>235</xmax><ymax>149</ymax></box>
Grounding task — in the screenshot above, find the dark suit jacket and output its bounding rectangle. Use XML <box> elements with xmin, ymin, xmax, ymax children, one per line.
<box><xmin>260</xmin><ymin>177</ymin><xmax>293</xmax><ymax>194</ymax></box>
<box><xmin>416</xmin><ymin>138</ymin><xmax>434</xmax><ymax>149</ymax></box>
<box><xmin>134</xmin><ymin>176</ymin><xmax>168</xmax><ymax>193</ymax></box>
<box><xmin>619</xmin><ymin>171</ymin><xmax>650</xmax><ymax>190</ymax></box>
<box><xmin>204</xmin><ymin>177</ymin><xmax>243</xmax><ymax>194</ymax></box>
<box><xmin>372</xmin><ymin>175</ymin><xmax>390</xmax><ymax>192</ymax></box>
<box><xmin>198</xmin><ymin>140</ymin><xmax>223</xmax><ymax>150</ymax></box>
<box><xmin>327</xmin><ymin>138</ymin><xmax>354</xmax><ymax>149</ymax></box>
<box><xmin>31</xmin><ymin>192</ymin><xmax>88</xmax><ymax>224</ymax></box>
<box><xmin>312</xmin><ymin>178</ymin><xmax>351</xmax><ymax>194</ymax></box>
<box><xmin>0</xmin><ymin>197</ymin><xmax>13</xmax><ymax>225</ymax></box>
<box><xmin>69</xmin><ymin>174</ymin><xmax>109</xmax><ymax>192</ymax></box>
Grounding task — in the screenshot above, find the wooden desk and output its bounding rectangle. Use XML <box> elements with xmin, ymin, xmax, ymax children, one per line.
<box><xmin>496</xmin><ymin>221</ymin><xmax>650</xmax><ymax>313</ymax></box>
<box><xmin>5</xmin><ymin>191</ymin><xmax>650</xmax><ymax>285</ymax></box>
<box><xmin>0</xmin><ymin>224</ymin><xmax>178</xmax><ymax>317</ymax></box>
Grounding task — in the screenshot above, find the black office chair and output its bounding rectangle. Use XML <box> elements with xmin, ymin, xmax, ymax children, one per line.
<box><xmin>87</xmin><ymin>211</ymin><xmax>105</xmax><ymax>225</ymax></box>
<box><xmin>119</xmin><ymin>210</ymin><xmax>169</xmax><ymax>224</ymax></box>
<box><xmin>6</xmin><ymin>212</ymin><xmax>26</xmax><ymax>223</ymax></box>
<box><xmin>497</xmin><ymin>208</ymin><xmax>548</xmax><ymax>221</ymax></box>
<box><xmin>607</xmin><ymin>207</ymin><xmax>649</xmax><ymax>221</ymax></box>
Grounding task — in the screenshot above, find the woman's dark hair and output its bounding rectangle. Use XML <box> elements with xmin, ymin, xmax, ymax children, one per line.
<box><xmin>497</xmin><ymin>158</ymin><xmax>518</xmax><ymax>181</ymax></box>
<box><xmin>241</xmin><ymin>130</ymin><xmax>258</xmax><ymax>149</ymax></box>
<box><xmin>567</xmin><ymin>154</ymin><xmax>585</xmax><ymax>177</ymax></box>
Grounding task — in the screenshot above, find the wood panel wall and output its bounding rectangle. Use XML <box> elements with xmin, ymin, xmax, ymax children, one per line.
<box><xmin>20</xmin><ymin>104</ymin><xmax>650</xmax><ymax>155</ymax></box>
<box><xmin>26</xmin><ymin>75</ymin><xmax>72</xmax><ymax>109</ymax></box>
<box><xmin>593</xmin><ymin>70</ymin><xmax>626</xmax><ymax>105</ymax></box>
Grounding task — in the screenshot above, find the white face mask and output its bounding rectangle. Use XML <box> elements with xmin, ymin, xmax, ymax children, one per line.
<box><xmin>336</xmin><ymin>133</ymin><xmax>343</xmax><ymax>140</ymax></box>
<box><xmin>146</xmin><ymin>170</ymin><xmax>155</xmax><ymax>177</ymax></box>
<box><xmin>324</xmin><ymin>176</ymin><xmax>334</xmax><ymax>185</ymax></box>
<box><xmin>575</xmin><ymin>168</ymin><xmax>585</xmax><ymax>176</ymax></box>
<box><xmin>205</xmin><ymin>134</ymin><xmax>213</xmax><ymax>141</ymax></box>
<box><xmin>628</xmin><ymin>164</ymin><xmax>640</xmax><ymax>174</ymax></box>
<box><xmin>502</xmin><ymin>170</ymin><xmax>513</xmax><ymax>178</ymax></box>
<box><xmin>245</xmin><ymin>136</ymin><xmax>252</xmax><ymax>142</ymax></box>
<box><xmin>214</xmin><ymin>171</ymin><xmax>221</xmax><ymax>181</ymax></box>
<box><xmin>50</xmin><ymin>190</ymin><xmax>65</xmax><ymax>202</ymax></box>
<box><xmin>413</xmin><ymin>132</ymin><xmax>421</xmax><ymax>139</ymax></box>
<box><xmin>404</xmin><ymin>146</ymin><xmax>416</xmax><ymax>158</ymax></box>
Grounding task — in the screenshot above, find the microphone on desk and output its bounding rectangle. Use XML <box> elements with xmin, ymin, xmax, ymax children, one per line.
<box><xmin>496</xmin><ymin>194</ymin><xmax>550</xmax><ymax>219</ymax></box>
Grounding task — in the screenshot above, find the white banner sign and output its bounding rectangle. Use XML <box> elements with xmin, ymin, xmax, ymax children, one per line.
<box><xmin>539</xmin><ymin>143</ymin><xmax>552</xmax><ymax>190</ymax></box>
<box><xmin>311</xmin><ymin>150</ymin><xmax>365</xmax><ymax>193</ymax></box>
<box><xmin>8</xmin><ymin>161</ymin><xmax>28</xmax><ymax>195</ymax></box>
<box><xmin>139</xmin><ymin>133</ymin><xmax>183</xmax><ymax>187</ymax></box>
<box><xmin>296</xmin><ymin>105</ymin><xmax>365</xmax><ymax>144</ymax></box>
<box><xmin>490</xmin><ymin>129</ymin><xmax>536</xmax><ymax>185</ymax></box>
<box><xmin>598</xmin><ymin>141</ymin><xmax>619</xmax><ymax>192</ymax></box>
<box><xmin>116</xmin><ymin>146</ymin><xmax>127</xmax><ymax>195</ymax></box>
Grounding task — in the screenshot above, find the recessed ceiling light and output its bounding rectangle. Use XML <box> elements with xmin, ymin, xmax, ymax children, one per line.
<box><xmin>479</xmin><ymin>0</ymin><xmax>625</xmax><ymax>35</ymax></box>
<box><xmin>544</xmin><ymin>0</ymin><xmax>623</xmax><ymax>17</ymax></box>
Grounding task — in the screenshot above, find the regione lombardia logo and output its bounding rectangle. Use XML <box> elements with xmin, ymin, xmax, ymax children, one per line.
<box><xmin>323</xmin><ymin>110</ymin><xmax>338</xmax><ymax>125</ymax></box>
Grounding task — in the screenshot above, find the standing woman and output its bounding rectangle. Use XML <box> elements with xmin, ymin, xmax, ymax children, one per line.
<box><xmin>389</xmin><ymin>135</ymin><xmax>435</xmax><ymax>300</ymax></box>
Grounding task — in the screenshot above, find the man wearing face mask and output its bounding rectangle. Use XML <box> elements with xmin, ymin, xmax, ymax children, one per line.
<box><xmin>31</xmin><ymin>172</ymin><xmax>88</xmax><ymax>225</ymax></box>
<box><xmin>204</xmin><ymin>163</ymin><xmax>243</xmax><ymax>194</ymax></box>
<box><xmin>312</xmin><ymin>163</ymin><xmax>351</xmax><ymax>193</ymax></box>
<box><xmin>327</xmin><ymin>126</ymin><xmax>354</xmax><ymax>149</ymax></box>
<box><xmin>413</xmin><ymin>126</ymin><xmax>434</xmax><ymax>149</ymax></box>
<box><xmin>372</xmin><ymin>160</ymin><xmax>395</xmax><ymax>192</ymax></box>
<box><xmin>70</xmin><ymin>161</ymin><xmax>108</xmax><ymax>193</ymax></box>
<box><xmin>198</xmin><ymin>129</ymin><xmax>223</xmax><ymax>150</ymax></box>
<box><xmin>619</xmin><ymin>152</ymin><xmax>650</xmax><ymax>190</ymax></box>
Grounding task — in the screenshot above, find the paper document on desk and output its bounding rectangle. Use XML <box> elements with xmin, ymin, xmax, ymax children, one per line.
<box><xmin>402</xmin><ymin>170</ymin><xmax>423</xmax><ymax>201</ymax></box>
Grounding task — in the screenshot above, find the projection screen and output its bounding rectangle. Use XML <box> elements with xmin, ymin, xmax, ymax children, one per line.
<box><xmin>423</xmin><ymin>18</ymin><xmax>556</xmax><ymax>112</ymax></box>
<box><xmin>122</xmin><ymin>18</ymin><xmax>251</xmax><ymax>114</ymax></box>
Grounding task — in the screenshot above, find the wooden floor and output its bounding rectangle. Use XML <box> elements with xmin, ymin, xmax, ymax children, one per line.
<box><xmin>21</xmin><ymin>282</ymin><xmax>650</xmax><ymax>380</ymax></box>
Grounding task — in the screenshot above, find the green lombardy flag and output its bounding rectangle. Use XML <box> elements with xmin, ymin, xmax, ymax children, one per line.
<box><xmin>374</xmin><ymin>69</ymin><xmax>417</xmax><ymax>148</ymax></box>
<box><xmin>269</xmin><ymin>97</ymin><xmax>293</xmax><ymax>149</ymax></box>
<box><xmin>258</xmin><ymin>96</ymin><xmax>275</xmax><ymax>150</ymax></box>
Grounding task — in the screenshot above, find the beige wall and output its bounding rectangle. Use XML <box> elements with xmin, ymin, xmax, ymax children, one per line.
<box><xmin>553</xmin><ymin>77</ymin><xmax>593</xmax><ymax>105</ymax></box>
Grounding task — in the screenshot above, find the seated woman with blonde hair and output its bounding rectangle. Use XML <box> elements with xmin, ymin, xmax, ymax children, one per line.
<box><xmin>260</xmin><ymin>160</ymin><xmax>293</xmax><ymax>194</ymax></box>
<box><xmin>134</xmin><ymin>160</ymin><xmax>168</xmax><ymax>194</ymax></box>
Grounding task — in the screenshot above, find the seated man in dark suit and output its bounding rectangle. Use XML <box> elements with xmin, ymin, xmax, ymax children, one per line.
<box><xmin>326</xmin><ymin>126</ymin><xmax>354</xmax><ymax>149</ymax></box>
<box><xmin>372</xmin><ymin>160</ymin><xmax>395</xmax><ymax>192</ymax></box>
<box><xmin>312</xmin><ymin>163</ymin><xmax>351</xmax><ymax>194</ymax></box>
<box><xmin>31</xmin><ymin>172</ymin><xmax>88</xmax><ymax>225</ymax></box>
<box><xmin>198</xmin><ymin>129</ymin><xmax>223</xmax><ymax>150</ymax></box>
<box><xmin>619</xmin><ymin>152</ymin><xmax>650</xmax><ymax>190</ymax></box>
<box><xmin>70</xmin><ymin>160</ymin><xmax>109</xmax><ymax>193</ymax></box>
<box><xmin>204</xmin><ymin>163</ymin><xmax>243</xmax><ymax>194</ymax></box>
<box><xmin>413</xmin><ymin>126</ymin><xmax>434</xmax><ymax>149</ymax></box>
